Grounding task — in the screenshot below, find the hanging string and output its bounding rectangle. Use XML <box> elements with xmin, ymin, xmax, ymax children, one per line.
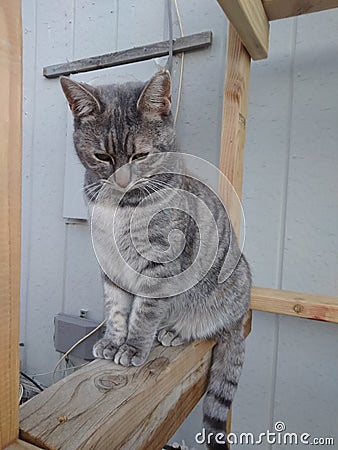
<box><xmin>173</xmin><ymin>0</ymin><xmax>184</xmax><ymax>125</ymax></box>
<box><xmin>166</xmin><ymin>0</ymin><xmax>174</xmax><ymax>74</ymax></box>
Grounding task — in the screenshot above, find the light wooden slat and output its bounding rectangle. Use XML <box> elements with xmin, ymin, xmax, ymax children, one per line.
<box><xmin>219</xmin><ymin>23</ymin><xmax>251</xmax><ymax>238</ymax></box>
<box><xmin>218</xmin><ymin>23</ymin><xmax>252</xmax><ymax>438</ymax></box>
<box><xmin>5</xmin><ymin>439</ymin><xmax>42</xmax><ymax>450</ymax></box>
<box><xmin>262</xmin><ymin>0</ymin><xmax>338</xmax><ymax>20</ymax></box>
<box><xmin>217</xmin><ymin>0</ymin><xmax>269</xmax><ymax>60</ymax></box>
<box><xmin>0</xmin><ymin>2</ymin><xmax>22</xmax><ymax>448</ymax></box>
<box><xmin>20</xmin><ymin>342</ymin><xmax>213</xmax><ymax>450</ymax></box>
<box><xmin>251</xmin><ymin>287</ymin><xmax>338</xmax><ymax>323</ymax></box>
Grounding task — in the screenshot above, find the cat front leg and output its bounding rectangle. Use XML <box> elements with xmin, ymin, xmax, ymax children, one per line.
<box><xmin>114</xmin><ymin>297</ymin><xmax>166</xmax><ymax>367</ymax></box>
<box><xmin>93</xmin><ymin>277</ymin><xmax>133</xmax><ymax>360</ymax></box>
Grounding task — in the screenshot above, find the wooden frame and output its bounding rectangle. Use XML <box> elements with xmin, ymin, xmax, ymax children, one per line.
<box><xmin>2</xmin><ymin>1</ymin><xmax>338</xmax><ymax>449</ymax></box>
<box><xmin>19</xmin><ymin>23</ymin><xmax>252</xmax><ymax>450</ymax></box>
<box><xmin>262</xmin><ymin>0</ymin><xmax>338</xmax><ymax>20</ymax></box>
<box><xmin>251</xmin><ymin>287</ymin><xmax>338</xmax><ymax>323</ymax></box>
<box><xmin>0</xmin><ymin>2</ymin><xmax>22</xmax><ymax>448</ymax></box>
<box><xmin>218</xmin><ymin>0</ymin><xmax>338</xmax><ymax>60</ymax></box>
<box><xmin>217</xmin><ymin>0</ymin><xmax>270</xmax><ymax>60</ymax></box>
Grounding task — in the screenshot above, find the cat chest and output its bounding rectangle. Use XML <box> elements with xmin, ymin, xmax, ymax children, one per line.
<box><xmin>90</xmin><ymin>203</ymin><xmax>152</xmax><ymax>269</ymax></box>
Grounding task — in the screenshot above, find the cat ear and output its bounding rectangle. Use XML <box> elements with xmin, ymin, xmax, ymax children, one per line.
<box><xmin>60</xmin><ymin>77</ymin><xmax>102</xmax><ymax>118</ymax></box>
<box><xmin>137</xmin><ymin>71</ymin><xmax>171</xmax><ymax>118</ymax></box>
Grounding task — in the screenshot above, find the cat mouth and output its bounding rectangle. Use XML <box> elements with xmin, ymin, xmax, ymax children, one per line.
<box><xmin>100</xmin><ymin>176</ymin><xmax>152</xmax><ymax>194</ymax></box>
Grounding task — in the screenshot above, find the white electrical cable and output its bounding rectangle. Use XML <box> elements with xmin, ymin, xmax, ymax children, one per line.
<box><xmin>52</xmin><ymin>320</ymin><xmax>105</xmax><ymax>383</ymax></box>
<box><xmin>32</xmin><ymin>362</ymin><xmax>90</xmax><ymax>379</ymax></box>
<box><xmin>19</xmin><ymin>384</ymin><xmax>24</xmax><ymax>404</ymax></box>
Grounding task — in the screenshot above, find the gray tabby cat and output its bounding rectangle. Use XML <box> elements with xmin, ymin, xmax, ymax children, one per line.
<box><xmin>60</xmin><ymin>71</ymin><xmax>251</xmax><ymax>450</ymax></box>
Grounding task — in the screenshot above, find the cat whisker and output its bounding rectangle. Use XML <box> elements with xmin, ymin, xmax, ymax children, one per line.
<box><xmin>83</xmin><ymin>179</ymin><xmax>104</xmax><ymax>190</ymax></box>
<box><xmin>149</xmin><ymin>179</ymin><xmax>187</xmax><ymax>202</ymax></box>
<box><xmin>147</xmin><ymin>180</ymin><xmax>177</xmax><ymax>201</ymax></box>
<box><xmin>101</xmin><ymin>179</ymin><xmax>115</xmax><ymax>187</ymax></box>
<box><xmin>84</xmin><ymin>182</ymin><xmax>104</xmax><ymax>202</ymax></box>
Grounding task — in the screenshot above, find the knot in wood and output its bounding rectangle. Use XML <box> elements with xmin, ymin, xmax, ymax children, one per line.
<box><xmin>293</xmin><ymin>303</ymin><xmax>304</xmax><ymax>314</ymax></box>
<box><xmin>238</xmin><ymin>113</ymin><xmax>246</xmax><ymax>127</ymax></box>
<box><xmin>94</xmin><ymin>373</ymin><xmax>128</xmax><ymax>392</ymax></box>
<box><xmin>146</xmin><ymin>357</ymin><xmax>170</xmax><ymax>375</ymax></box>
<box><xmin>57</xmin><ymin>416</ymin><xmax>68</xmax><ymax>424</ymax></box>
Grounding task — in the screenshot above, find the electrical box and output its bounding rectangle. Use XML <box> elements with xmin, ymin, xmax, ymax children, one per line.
<box><xmin>54</xmin><ymin>313</ymin><xmax>103</xmax><ymax>360</ymax></box>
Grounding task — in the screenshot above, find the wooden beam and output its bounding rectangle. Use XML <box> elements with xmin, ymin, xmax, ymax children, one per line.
<box><xmin>262</xmin><ymin>0</ymin><xmax>338</xmax><ymax>20</ymax></box>
<box><xmin>20</xmin><ymin>342</ymin><xmax>213</xmax><ymax>450</ymax></box>
<box><xmin>43</xmin><ymin>31</ymin><xmax>212</xmax><ymax>78</ymax></box>
<box><xmin>219</xmin><ymin>23</ymin><xmax>251</xmax><ymax>237</ymax></box>
<box><xmin>217</xmin><ymin>0</ymin><xmax>269</xmax><ymax>60</ymax></box>
<box><xmin>5</xmin><ymin>440</ymin><xmax>42</xmax><ymax>450</ymax></box>
<box><xmin>218</xmin><ymin>23</ymin><xmax>252</xmax><ymax>438</ymax></box>
<box><xmin>251</xmin><ymin>287</ymin><xmax>338</xmax><ymax>323</ymax></box>
<box><xmin>0</xmin><ymin>1</ymin><xmax>22</xmax><ymax>448</ymax></box>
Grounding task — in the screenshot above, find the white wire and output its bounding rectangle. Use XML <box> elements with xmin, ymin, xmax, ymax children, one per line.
<box><xmin>32</xmin><ymin>362</ymin><xmax>90</xmax><ymax>379</ymax></box>
<box><xmin>19</xmin><ymin>384</ymin><xmax>24</xmax><ymax>404</ymax></box>
<box><xmin>52</xmin><ymin>320</ymin><xmax>105</xmax><ymax>383</ymax></box>
<box><xmin>173</xmin><ymin>0</ymin><xmax>184</xmax><ymax>125</ymax></box>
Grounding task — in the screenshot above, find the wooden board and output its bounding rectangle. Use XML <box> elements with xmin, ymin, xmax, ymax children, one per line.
<box><xmin>43</xmin><ymin>31</ymin><xmax>212</xmax><ymax>78</ymax></box>
<box><xmin>217</xmin><ymin>0</ymin><xmax>269</xmax><ymax>60</ymax></box>
<box><xmin>219</xmin><ymin>23</ymin><xmax>251</xmax><ymax>238</ymax></box>
<box><xmin>5</xmin><ymin>440</ymin><xmax>42</xmax><ymax>450</ymax></box>
<box><xmin>0</xmin><ymin>1</ymin><xmax>22</xmax><ymax>448</ymax></box>
<box><xmin>218</xmin><ymin>23</ymin><xmax>252</xmax><ymax>439</ymax></box>
<box><xmin>251</xmin><ymin>287</ymin><xmax>338</xmax><ymax>323</ymax></box>
<box><xmin>20</xmin><ymin>342</ymin><xmax>213</xmax><ymax>450</ymax></box>
<box><xmin>262</xmin><ymin>0</ymin><xmax>338</xmax><ymax>20</ymax></box>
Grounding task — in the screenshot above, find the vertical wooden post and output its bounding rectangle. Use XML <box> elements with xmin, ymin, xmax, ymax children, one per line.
<box><xmin>219</xmin><ymin>23</ymin><xmax>251</xmax><ymax>235</ymax></box>
<box><xmin>0</xmin><ymin>2</ymin><xmax>22</xmax><ymax>448</ymax></box>
<box><xmin>218</xmin><ymin>23</ymin><xmax>251</xmax><ymax>438</ymax></box>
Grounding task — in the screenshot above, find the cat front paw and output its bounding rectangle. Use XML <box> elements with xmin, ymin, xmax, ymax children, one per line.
<box><xmin>157</xmin><ymin>329</ymin><xmax>186</xmax><ymax>347</ymax></box>
<box><xmin>114</xmin><ymin>342</ymin><xmax>150</xmax><ymax>367</ymax></box>
<box><xmin>93</xmin><ymin>338</ymin><xmax>120</xmax><ymax>360</ymax></box>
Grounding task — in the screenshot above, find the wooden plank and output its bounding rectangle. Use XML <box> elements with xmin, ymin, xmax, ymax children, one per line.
<box><xmin>219</xmin><ymin>24</ymin><xmax>251</xmax><ymax>239</ymax></box>
<box><xmin>0</xmin><ymin>1</ymin><xmax>22</xmax><ymax>448</ymax></box>
<box><xmin>43</xmin><ymin>31</ymin><xmax>212</xmax><ymax>78</ymax></box>
<box><xmin>251</xmin><ymin>287</ymin><xmax>338</xmax><ymax>323</ymax></box>
<box><xmin>262</xmin><ymin>0</ymin><xmax>338</xmax><ymax>20</ymax></box>
<box><xmin>20</xmin><ymin>342</ymin><xmax>213</xmax><ymax>450</ymax></box>
<box><xmin>20</xmin><ymin>336</ymin><xmax>252</xmax><ymax>450</ymax></box>
<box><xmin>218</xmin><ymin>23</ymin><xmax>252</xmax><ymax>439</ymax></box>
<box><xmin>5</xmin><ymin>439</ymin><xmax>42</xmax><ymax>450</ymax></box>
<box><xmin>217</xmin><ymin>0</ymin><xmax>269</xmax><ymax>60</ymax></box>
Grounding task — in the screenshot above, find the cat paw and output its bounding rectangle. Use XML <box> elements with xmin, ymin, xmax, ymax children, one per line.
<box><xmin>92</xmin><ymin>338</ymin><xmax>120</xmax><ymax>360</ymax></box>
<box><xmin>157</xmin><ymin>329</ymin><xmax>186</xmax><ymax>347</ymax></box>
<box><xmin>114</xmin><ymin>343</ymin><xmax>150</xmax><ymax>367</ymax></box>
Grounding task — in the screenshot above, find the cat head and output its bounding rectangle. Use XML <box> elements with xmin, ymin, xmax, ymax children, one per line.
<box><xmin>60</xmin><ymin>71</ymin><xmax>176</xmax><ymax>189</ymax></box>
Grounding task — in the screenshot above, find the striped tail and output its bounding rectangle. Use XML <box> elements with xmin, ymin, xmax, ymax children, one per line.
<box><xmin>203</xmin><ymin>323</ymin><xmax>245</xmax><ymax>450</ymax></box>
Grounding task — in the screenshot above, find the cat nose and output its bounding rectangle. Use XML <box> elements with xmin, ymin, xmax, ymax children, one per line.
<box><xmin>114</xmin><ymin>165</ymin><xmax>131</xmax><ymax>188</ymax></box>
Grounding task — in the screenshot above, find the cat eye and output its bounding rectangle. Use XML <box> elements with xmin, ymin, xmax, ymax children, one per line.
<box><xmin>94</xmin><ymin>153</ymin><xmax>112</xmax><ymax>162</ymax></box>
<box><xmin>131</xmin><ymin>152</ymin><xmax>149</xmax><ymax>161</ymax></box>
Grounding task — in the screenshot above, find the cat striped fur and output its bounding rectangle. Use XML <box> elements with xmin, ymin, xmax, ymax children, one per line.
<box><xmin>61</xmin><ymin>71</ymin><xmax>251</xmax><ymax>450</ymax></box>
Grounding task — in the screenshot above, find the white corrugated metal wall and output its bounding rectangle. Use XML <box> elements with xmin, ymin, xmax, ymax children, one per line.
<box><xmin>21</xmin><ymin>1</ymin><xmax>338</xmax><ymax>448</ymax></box>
